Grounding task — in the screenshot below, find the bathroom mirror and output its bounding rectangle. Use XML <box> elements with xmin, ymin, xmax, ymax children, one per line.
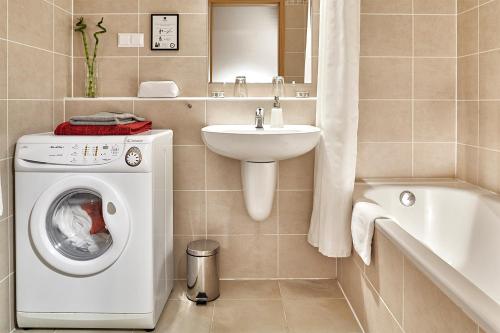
<box><xmin>209</xmin><ymin>0</ymin><xmax>313</xmax><ymax>84</ymax></box>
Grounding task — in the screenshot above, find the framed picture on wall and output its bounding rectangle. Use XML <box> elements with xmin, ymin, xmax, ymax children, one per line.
<box><xmin>151</xmin><ymin>14</ymin><xmax>179</xmax><ymax>50</ymax></box>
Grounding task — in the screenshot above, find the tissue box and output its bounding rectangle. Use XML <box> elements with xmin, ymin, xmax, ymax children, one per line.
<box><xmin>138</xmin><ymin>81</ymin><xmax>180</xmax><ymax>98</ymax></box>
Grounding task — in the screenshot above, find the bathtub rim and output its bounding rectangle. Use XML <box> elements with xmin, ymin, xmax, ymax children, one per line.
<box><xmin>356</xmin><ymin>179</ymin><xmax>500</xmax><ymax>332</ymax></box>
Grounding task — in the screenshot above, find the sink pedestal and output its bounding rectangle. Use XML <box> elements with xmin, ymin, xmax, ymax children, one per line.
<box><xmin>241</xmin><ymin>161</ymin><xmax>276</xmax><ymax>221</ymax></box>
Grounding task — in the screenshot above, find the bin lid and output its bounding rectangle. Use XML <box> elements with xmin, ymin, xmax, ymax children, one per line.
<box><xmin>187</xmin><ymin>239</ymin><xmax>220</xmax><ymax>256</ymax></box>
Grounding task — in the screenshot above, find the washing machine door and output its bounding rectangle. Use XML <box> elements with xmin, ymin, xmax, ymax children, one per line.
<box><xmin>30</xmin><ymin>175</ymin><xmax>130</xmax><ymax>276</ymax></box>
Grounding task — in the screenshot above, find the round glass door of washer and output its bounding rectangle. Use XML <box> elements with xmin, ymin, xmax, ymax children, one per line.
<box><xmin>30</xmin><ymin>175</ymin><xmax>130</xmax><ymax>276</ymax></box>
<box><xmin>46</xmin><ymin>189</ymin><xmax>112</xmax><ymax>261</ymax></box>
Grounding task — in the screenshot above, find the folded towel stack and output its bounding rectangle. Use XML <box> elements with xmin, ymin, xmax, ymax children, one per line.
<box><xmin>55</xmin><ymin>112</ymin><xmax>152</xmax><ymax>136</ymax></box>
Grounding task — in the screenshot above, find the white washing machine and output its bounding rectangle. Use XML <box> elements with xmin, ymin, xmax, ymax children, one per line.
<box><xmin>14</xmin><ymin>130</ymin><xmax>173</xmax><ymax>329</ymax></box>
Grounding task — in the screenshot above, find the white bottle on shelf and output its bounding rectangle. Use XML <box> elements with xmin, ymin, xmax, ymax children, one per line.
<box><xmin>270</xmin><ymin>96</ymin><xmax>284</xmax><ymax>128</ymax></box>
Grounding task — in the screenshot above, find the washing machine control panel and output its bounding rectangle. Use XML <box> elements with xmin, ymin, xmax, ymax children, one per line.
<box><xmin>42</xmin><ymin>143</ymin><xmax>124</xmax><ymax>165</ymax></box>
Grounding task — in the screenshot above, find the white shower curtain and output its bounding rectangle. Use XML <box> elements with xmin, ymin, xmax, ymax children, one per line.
<box><xmin>308</xmin><ymin>0</ymin><xmax>360</xmax><ymax>257</ymax></box>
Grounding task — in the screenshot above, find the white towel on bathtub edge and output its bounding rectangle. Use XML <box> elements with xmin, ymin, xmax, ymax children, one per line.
<box><xmin>351</xmin><ymin>201</ymin><xmax>389</xmax><ymax>266</ymax></box>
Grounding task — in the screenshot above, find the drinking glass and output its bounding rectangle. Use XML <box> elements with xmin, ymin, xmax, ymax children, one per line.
<box><xmin>234</xmin><ymin>76</ymin><xmax>248</xmax><ymax>97</ymax></box>
<box><xmin>272</xmin><ymin>76</ymin><xmax>285</xmax><ymax>97</ymax></box>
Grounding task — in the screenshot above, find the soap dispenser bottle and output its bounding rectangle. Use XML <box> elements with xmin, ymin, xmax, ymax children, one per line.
<box><xmin>271</xmin><ymin>96</ymin><xmax>284</xmax><ymax>128</ymax></box>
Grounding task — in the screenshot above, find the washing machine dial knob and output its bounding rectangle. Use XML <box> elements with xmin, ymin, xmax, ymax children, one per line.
<box><xmin>125</xmin><ymin>147</ymin><xmax>142</xmax><ymax>167</ymax></box>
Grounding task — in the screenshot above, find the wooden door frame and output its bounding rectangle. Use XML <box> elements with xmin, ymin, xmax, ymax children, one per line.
<box><xmin>208</xmin><ymin>0</ymin><xmax>285</xmax><ymax>82</ymax></box>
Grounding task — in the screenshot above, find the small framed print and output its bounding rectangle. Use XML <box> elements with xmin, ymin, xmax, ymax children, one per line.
<box><xmin>151</xmin><ymin>14</ymin><xmax>179</xmax><ymax>51</ymax></box>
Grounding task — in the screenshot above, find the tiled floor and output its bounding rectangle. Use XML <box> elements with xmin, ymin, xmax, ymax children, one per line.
<box><xmin>16</xmin><ymin>280</ymin><xmax>362</xmax><ymax>333</ymax></box>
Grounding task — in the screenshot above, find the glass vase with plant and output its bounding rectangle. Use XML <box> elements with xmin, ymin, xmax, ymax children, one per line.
<box><xmin>74</xmin><ymin>17</ymin><xmax>107</xmax><ymax>98</ymax></box>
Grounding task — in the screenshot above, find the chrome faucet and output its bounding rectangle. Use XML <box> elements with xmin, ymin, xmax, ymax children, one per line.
<box><xmin>255</xmin><ymin>107</ymin><xmax>264</xmax><ymax>129</ymax></box>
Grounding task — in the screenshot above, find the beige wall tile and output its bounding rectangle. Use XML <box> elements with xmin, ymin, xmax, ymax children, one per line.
<box><xmin>173</xmin><ymin>191</ymin><xmax>206</xmax><ymax>236</ymax></box>
<box><xmin>0</xmin><ymin>0</ymin><xmax>6</xmax><ymax>38</ymax></box>
<box><xmin>458</xmin><ymin>101</ymin><xmax>479</xmax><ymax>145</ymax></box>
<box><xmin>54</xmin><ymin>0</ymin><xmax>72</xmax><ymax>12</ymax></box>
<box><xmin>479</xmin><ymin>101</ymin><xmax>500</xmax><ymax>149</ymax></box>
<box><xmin>414</xmin><ymin>0</ymin><xmax>456</xmax><ymax>13</ymax></box>
<box><xmin>8</xmin><ymin>100</ymin><xmax>53</xmax><ymax>155</ymax></box>
<box><xmin>173</xmin><ymin>146</ymin><xmax>205</xmax><ymax>190</ymax></box>
<box><xmin>458</xmin><ymin>0</ymin><xmax>478</xmax><ymax>13</ymax></box>
<box><xmin>284</xmin><ymin>299</ymin><xmax>361</xmax><ymax>333</ymax></box>
<box><xmin>478</xmin><ymin>148</ymin><xmax>500</xmax><ymax>192</ymax></box>
<box><xmin>54</xmin><ymin>7</ymin><xmax>72</xmax><ymax>56</ymax></box>
<box><xmin>8</xmin><ymin>42</ymin><xmax>53</xmax><ymax>99</ymax></box>
<box><xmin>0</xmin><ymin>161</ymin><xmax>7</xmax><ymax>221</ymax></box>
<box><xmin>284</xmin><ymin>53</ymin><xmax>306</xmax><ymax>77</ymax></box>
<box><xmin>173</xmin><ymin>236</ymin><xmax>194</xmax><ymax>279</ymax></box>
<box><xmin>479</xmin><ymin>0</ymin><xmax>500</xmax><ymax>52</ymax></box>
<box><xmin>458</xmin><ymin>55</ymin><xmax>478</xmax><ymax>100</ymax></box>
<box><xmin>361</xmin><ymin>0</ymin><xmax>412</xmax><ymax>13</ymax></box>
<box><xmin>404</xmin><ymin>259</ymin><xmax>477</xmax><ymax>333</ymax></box>
<box><xmin>413</xmin><ymin>143</ymin><xmax>455</xmax><ymax>177</ymax></box>
<box><xmin>74</xmin><ymin>14</ymin><xmax>139</xmax><ymax>57</ymax></box>
<box><xmin>134</xmin><ymin>100</ymin><xmax>205</xmax><ymax>145</ymax></box>
<box><xmin>458</xmin><ymin>9</ymin><xmax>478</xmax><ymax>56</ymax></box>
<box><xmin>155</xmin><ymin>300</ymin><xmax>212</xmax><ymax>333</ymax></box>
<box><xmin>140</xmin><ymin>14</ymin><xmax>208</xmax><ymax>57</ymax></box>
<box><xmin>65</xmin><ymin>100</ymin><xmax>134</xmax><ymax>119</ymax></box>
<box><xmin>414</xmin><ymin>58</ymin><xmax>456</xmax><ymax>100</ymax></box>
<box><xmin>285</xmin><ymin>5</ymin><xmax>306</xmax><ymax>29</ymax></box>
<box><xmin>365</xmin><ymin>229</ymin><xmax>404</xmax><ymax>324</ymax></box>
<box><xmin>140</xmin><ymin>0</ymin><xmax>208</xmax><ymax>14</ymax></box>
<box><xmin>339</xmin><ymin>256</ymin><xmax>402</xmax><ymax>333</ymax></box>
<box><xmin>0</xmin><ymin>278</ymin><xmax>8</xmax><ymax>333</ymax></box>
<box><xmin>74</xmin><ymin>57</ymin><xmax>138</xmax><ymax>97</ymax></box>
<box><xmin>414</xmin><ymin>15</ymin><xmax>456</xmax><ymax>57</ymax></box>
<box><xmin>54</xmin><ymin>54</ymin><xmax>72</xmax><ymax>99</ymax></box>
<box><xmin>361</xmin><ymin>15</ymin><xmax>412</xmax><ymax>56</ymax></box>
<box><xmin>358</xmin><ymin>100</ymin><xmax>412</xmax><ymax>142</ymax></box>
<box><xmin>280</xmin><ymin>100</ymin><xmax>316</xmax><ymax>125</ymax></box>
<box><xmin>53</xmin><ymin>101</ymin><xmax>65</xmax><ymax>129</ymax></box>
<box><xmin>8</xmin><ymin>0</ymin><xmax>53</xmax><ymax>50</ymax></box>
<box><xmin>479</xmin><ymin>50</ymin><xmax>500</xmax><ymax>99</ymax></box>
<box><xmin>360</xmin><ymin>57</ymin><xmax>412</xmax><ymax>99</ymax></box>
<box><xmin>414</xmin><ymin>101</ymin><xmax>456</xmax><ymax>142</ymax></box>
<box><xmin>285</xmin><ymin>28</ymin><xmax>306</xmax><ymax>53</ymax></box>
<box><xmin>219</xmin><ymin>280</ymin><xmax>281</xmax><ymax>300</ymax></box>
<box><xmin>356</xmin><ymin>143</ymin><xmax>412</xmax><ymax>178</ymax></box>
<box><xmin>279</xmin><ymin>150</ymin><xmax>315</xmax><ymax>190</ymax></box>
<box><xmin>213</xmin><ymin>235</ymin><xmax>277</xmax><ymax>279</ymax></box>
<box><xmin>0</xmin><ymin>101</ymin><xmax>6</xmax><ymax>159</ymax></box>
<box><xmin>6</xmin><ymin>159</ymin><xmax>12</xmax><ymax>216</ymax></box>
<box><xmin>278</xmin><ymin>191</ymin><xmax>313</xmax><ymax>235</ymax></box>
<box><xmin>74</xmin><ymin>0</ymin><xmax>138</xmax><ymax>14</ymax></box>
<box><xmin>207</xmin><ymin>191</ymin><xmax>277</xmax><ymax>235</ymax></box>
<box><xmin>206</xmin><ymin>153</ymin><xmax>241</xmax><ymax>192</ymax></box>
<box><xmin>278</xmin><ymin>235</ymin><xmax>336</xmax><ymax>278</ymax></box>
<box><xmin>0</xmin><ymin>40</ymin><xmax>6</xmax><ymax>99</ymax></box>
<box><xmin>0</xmin><ymin>219</ymin><xmax>8</xmax><ymax>280</ymax></box>
<box><xmin>212</xmin><ymin>300</ymin><xmax>286</xmax><ymax>333</ymax></box>
<box><xmin>279</xmin><ymin>279</ymin><xmax>343</xmax><ymax>300</ymax></box>
<box><xmin>207</xmin><ymin>100</ymin><xmax>273</xmax><ymax>125</ymax></box>
<box><xmin>457</xmin><ymin>144</ymin><xmax>479</xmax><ymax>184</ymax></box>
<box><xmin>139</xmin><ymin>57</ymin><xmax>207</xmax><ymax>97</ymax></box>
<box><xmin>338</xmin><ymin>257</ymin><xmax>367</xmax><ymax>328</ymax></box>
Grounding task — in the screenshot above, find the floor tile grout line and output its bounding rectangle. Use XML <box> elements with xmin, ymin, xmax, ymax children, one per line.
<box><xmin>336</xmin><ymin>280</ymin><xmax>365</xmax><ymax>333</ymax></box>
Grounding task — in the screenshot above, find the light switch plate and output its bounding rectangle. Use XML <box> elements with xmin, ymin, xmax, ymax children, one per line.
<box><xmin>118</xmin><ymin>33</ymin><xmax>144</xmax><ymax>48</ymax></box>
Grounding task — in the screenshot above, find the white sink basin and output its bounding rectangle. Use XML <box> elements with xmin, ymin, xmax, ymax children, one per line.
<box><xmin>201</xmin><ymin>124</ymin><xmax>321</xmax><ymax>222</ymax></box>
<box><xmin>202</xmin><ymin>124</ymin><xmax>321</xmax><ymax>162</ymax></box>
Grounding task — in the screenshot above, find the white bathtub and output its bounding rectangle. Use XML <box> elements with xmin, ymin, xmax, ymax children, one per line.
<box><xmin>354</xmin><ymin>180</ymin><xmax>500</xmax><ymax>332</ymax></box>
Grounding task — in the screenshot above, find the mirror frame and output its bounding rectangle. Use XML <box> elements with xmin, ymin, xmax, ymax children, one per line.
<box><xmin>208</xmin><ymin>0</ymin><xmax>285</xmax><ymax>83</ymax></box>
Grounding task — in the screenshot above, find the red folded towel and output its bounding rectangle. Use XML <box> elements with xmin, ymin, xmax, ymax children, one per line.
<box><xmin>54</xmin><ymin>121</ymin><xmax>152</xmax><ymax>136</ymax></box>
